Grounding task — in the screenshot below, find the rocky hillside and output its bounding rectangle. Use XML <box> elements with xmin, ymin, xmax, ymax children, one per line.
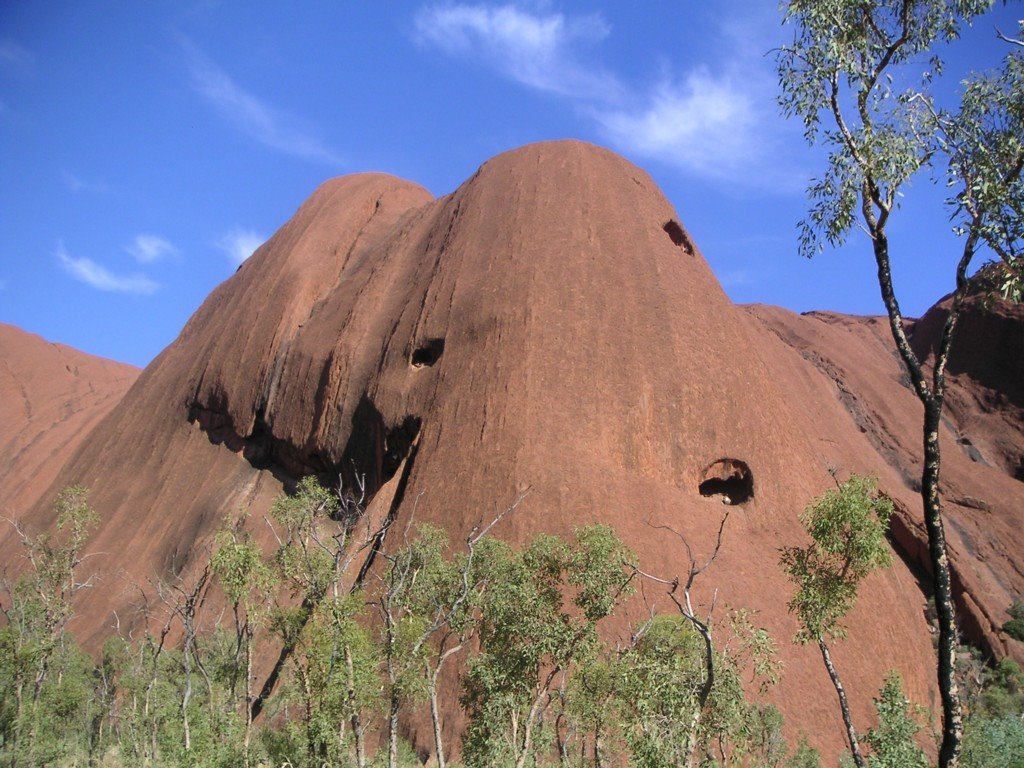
<box><xmin>3</xmin><ymin>141</ymin><xmax>1021</xmax><ymax>758</ymax></box>
<box><xmin>0</xmin><ymin>324</ymin><xmax>138</xmax><ymax>519</ymax></box>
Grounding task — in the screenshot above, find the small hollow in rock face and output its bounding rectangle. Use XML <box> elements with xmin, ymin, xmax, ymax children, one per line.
<box><xmin>411</xmin><ymin>338</ymin><xmax>445</xmax><ymax>368</ymax></box>
<box><xmin>663</xmin><ymin>219</ymin><xmax>692</xmax><ymax>253</ymax></box>
<box><xmin>699</xmin><ymin>458</ymin><xmax>754</xmax><ymax>505</ymax></box>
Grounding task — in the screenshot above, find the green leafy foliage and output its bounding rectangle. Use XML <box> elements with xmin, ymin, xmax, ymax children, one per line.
<box><xmin>781</xmin><ymin>476</ymin><xmax>893</xmax><ymax>641</ymax></box>
<box><xmin>960</xmin><ymin>655</ymin><xmax>1024</xmax><ymax>767</ymax></box>
<box><xmin>461</xmin><ymin>526</ymin><xmax>637</xmax><ymax>767</ymax></box>
<box><xmin>0</xmin><ymin>486</ymin><xmax>102</xmax><ymax>766</ymax></box>
<box><xmin>778</xmin><ymin>6</ymin><xmax>1023</xmax><ymax>765</ymax></box>
<box><xmin>777</xmin><ymin>0</ymin><xmax>1022</xmax><ymax>283</ymax></box>
<box><xmin>1003</xmin><ymin>600</ymin><xmax>1024</xmax><ymax>642</ymax></box>
<box><xmin>864</xmin><ymin>672</ymin><xmax>928</xmax><ymax>768</ymax></box>
<box><xmin>787</xmin><ymin>735</ymin><xmax>823</xmax><ymax>768</ymax></box>
<box><xmin>962</xmin><ymin>714</ymin><xmax>1024</xmax><ymax>768</ymax></box>
<box><xmin>0</xmin><ymin>480</ymin><xmax>798</xmax><ymax>767</ymax></box>
<box><xmin>271</xmin><ymin>475</ymin><xmax>342</xmax><ymax>603</ymax></box>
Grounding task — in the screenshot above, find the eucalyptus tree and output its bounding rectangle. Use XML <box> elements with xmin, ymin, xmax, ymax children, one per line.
<box><xmin>780</xmin><ymin>476</ymin><xmax>894</xmax><ymax>768</ymax></box>
<box><xmin>630</xmin><ymin>512</ymin><xmax>781</xmax><ymax>768</ymax></box>
<box><xmin>776</xmin><ymin>3</ymin><xmax>1023</xmax><ymax>765</ymax></box>
<box><xmin>461</xmin><ymin>525</ymin><xmax>636</xmax><ymax>768</ymax></box>
<box><xmin>865</xmin><ymin>672</ymin><xmax>928</xmax><ymax>768</ymax></box>
<box><xmin>211</xmin><ymin>518</ymin><xmax>276</xmax><ymax>767</ymax></box>
<box><xmin>264</xmin><ymin>475</ymin><xmax>381</xmax><ymax>766</ymax></box>
<box><xmin>375</xmin><ymin>490</ymin><xmax>529</xmax><ymax>768</ymax></box>
<box><xmin>0</xmin><ymin>486</ymin><xmax>98</xmax><ymax>765</ymax></box>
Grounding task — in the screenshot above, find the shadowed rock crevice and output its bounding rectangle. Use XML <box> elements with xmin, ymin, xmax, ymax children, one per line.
<box><xmin>187</xmin><ymin>395</ymin><xmax>421</xmax><ymax>515</ymax></box>
<box><xmin>698</xmin><ymin>458</ymin><xmax>753</xmax><ymax>504</ymax></box>
<box><xmin>188</xmin><ymin>400</ymin><xmax>339</xmax><ymax>488</ymax></box>
<box><xmin>339</xmin><ymin>396</ymin><xmax>422</xmax><ymax>504</ymax></box>
<box><xmin>884</xmin><ymin>498</ymin><xmax>998</xmax><ymax>659</ymax></box>
<box><xmin>956</xmin><ymin>435</ymin><xmax>986</xmax><ymax>464</ymax></box>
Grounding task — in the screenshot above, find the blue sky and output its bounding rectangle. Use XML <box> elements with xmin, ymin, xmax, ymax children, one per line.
<box><xmin>0</xmin><ymin>1</ymin><xmax>1018</xmax><ymax>367</ymax></box>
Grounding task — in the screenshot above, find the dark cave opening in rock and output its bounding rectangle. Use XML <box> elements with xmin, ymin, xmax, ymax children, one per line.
<box><xmin>699</xmin><ymin>459</ymin><xmax>754</xmax><ymax>504</ymax></box>
<box><xmin>411</xmin><ymin>338</ymin><xmax>445</xmax><ymax>367</ymax></box>
<box><xmin>663</xmin><ymin>219</ymin><xmax>692</xmax><ymax>253</ymax></box>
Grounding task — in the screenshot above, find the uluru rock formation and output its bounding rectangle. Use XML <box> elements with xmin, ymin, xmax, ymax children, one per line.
<box><xmin>0</xmin><ymin>324</ymin><xmax>138</xmax><ymax>519</ymax></box>
<box><xmin>3</xmin><ymin>140</ymin><xmax>1022</xmax><ymax>758</ymax></box>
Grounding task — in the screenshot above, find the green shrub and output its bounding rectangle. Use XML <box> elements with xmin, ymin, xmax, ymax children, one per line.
<box><xmin>1004</xmin><ymin>600</ymin><xmax>1024</xmax><ymax>642</ymax></box>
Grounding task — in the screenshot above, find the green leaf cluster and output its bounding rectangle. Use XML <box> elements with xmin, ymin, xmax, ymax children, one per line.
<box><xmin>781</xmin><ymin>476</ymin><xmax>893</xmax><ymax>641</ymax></box>
<box><xmin>864</xmin><ymin>672</ymin><xmax>928</xmax><ymax>768</ymax></box>
<box><xmin>1003</xmin><ymin>600</ymin><xmax>1024</xmax><ymax>642</ymax></box>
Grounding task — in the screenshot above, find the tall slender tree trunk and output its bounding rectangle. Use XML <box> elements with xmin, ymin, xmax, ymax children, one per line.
<box><xmin>515</xmin><ymin>674</ymin><xmax>557</xmax><ymax>768</ymax></box>
<box><xmin>243</xmin><ymin>636</ymin><xmax>254</xmax><ymax>768</ymax></box>
<box><xmin>12</xmin><ymin>681</ymin><xmax>24</xmax><ymax>764</ymax></box>
<box><xmin>684</xmin><ymin>615</ymin><xmax>714</xmax><ymax>768</ymax></box>
<box><xmin>427</xmin><ymin>645</ymin><xmax>462</xmax><ymax>768</ymax></box>
<box><xmin>871</xmin><ymin>230</ymin><xmax>963</xmax><ymax>767</ymax></box>
<box><xmin>818</xmin><ymin>637</ymin><xmax>865</xmax><ymax>768</ymax></box>
<box><xmin>345</xmin><ymin>645</ymin><xmax>367</xmax><ymax>768</ymax></box>
<box><xmin>428</xmin><ymin>681</ymin><xmax>446</xmax><ymax>768</ymax></box>
<box><xmin>299</xmin><ymin>667</ymin><xmax>316</xmax><ymax>766</ymax></box>
<box><xmin>181</xmin><ymin>648</ymin><xmax>192</xmax><ymax>753</ymax></box>
<box><xmin>388</xmin><ymin>692</ymin><xmax>400</xmax><ymax>768</ymax></box>
<box><xmin>922</xmin><ymin>400</ymin><xmax>964</xmax><ymax>767</ymax></box>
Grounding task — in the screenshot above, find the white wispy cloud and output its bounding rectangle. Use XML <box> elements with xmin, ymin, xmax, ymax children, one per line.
<box><xmin>127</xmin><ymin>234</ymin><xmax>179</xmax><ymax>264</ymax></box>
<box><xmin>181</xmin><ymin>39</ymin><xmax>343</xmax><ymax>166</ymax></box>
<box><xmin>218</xmin><ymin>228</ymin><xmax>265</xmax><ymax>264</ymax></box>
<box><xmin>596</xmin><ymin>69</ymin><xmax>759</xmax><ymax>182</ymax></box>
<box><xmin>61</xmin><ymin>170</ymin><xmax>111</xmax><ymax>195</ymax></box>
<box><xmin>718</xmin><ymin>268</ymin><xmax>754</xmax><ymax>288</ymax></box>
<box><xmin>414</xmin><ymin>2</ymin><xmax>806</xmax><ymax>190</ymax></box>
<box><xmin>0</xmin><ymin>39</ymin><xmax>33</xmax><ymax>69</ymax></box>
<box><xmin>57</xmin><ymin>243</ymin><xmax>159</xmax><ymax>295</ymax></box>
<box><xmin>413</xmin><ymin>4</ymin><xmax>619</xmax><ymax>100</ymax></box>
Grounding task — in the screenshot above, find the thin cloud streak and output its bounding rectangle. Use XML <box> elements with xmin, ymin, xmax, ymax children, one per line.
<box><xmin>181</xmin><ymin>39</ymin><xmax>343</xmax><ymax>166</ymax></box>
<box><xmin>127</xmin><ymin>234</ymin><xmax>179</xmax><ymax>264</ymax></box>
<box><xmin>0</xmin><ymin>39</ymin><xmax>33</xmax><ymax>68</ymax></box>
<box><xmin>57</xmin><ymin>243</ymin><xmax>159</xmax><ymax>295</ymax></box>
<box><xmin>596</xmin><ymin>69</ymin><xmax>759</xmax><ymax>182</ymax></box>
<box><xmin>218</xmin><ymin>228</ymin><xmax>265</xmax><ymax>264</ymax></box>
<box><xmin>413</xmin><ymin>4</ymin><xmax>619</xmax><ymax>100</ymax></box>
<box><xmin>414</xmin><ymin>2</ymin><xmax>807</xmax><ymax>191</ymax></box>
<box><xmin>61</xmin><ymin>170</ymin><xmax>111</xmax><ymax>195</ymax></box>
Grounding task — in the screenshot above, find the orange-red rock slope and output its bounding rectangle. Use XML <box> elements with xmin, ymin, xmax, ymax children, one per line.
<box><xmin>4</xmin><ymin>141</ymin><xmax>1021</xmax><ymax>759</ymax></box>
<box><xmin>0</xmin><ymin>324</ymin><xmax>138</xmax><ymax>519</ymax></box>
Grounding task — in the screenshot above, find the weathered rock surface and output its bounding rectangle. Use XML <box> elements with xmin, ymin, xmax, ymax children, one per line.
<box><xmin>0</xmin><ymin>324</ymin><xmax>138</xmax><ymax>519</ymax></box>
<box><xmin>748</xmin><ymin>303</ymin><xmax>1024</xmax><ymax>666</ymax></box>
<box><xmin>3</xmin><ymin>141</ymin><xmax>1022</xmax><ymax>758</ymax></box>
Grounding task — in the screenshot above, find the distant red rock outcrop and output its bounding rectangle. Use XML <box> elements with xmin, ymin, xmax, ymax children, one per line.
<box><xmin>0</xmin><ymin>324</ymin><xmax>138</xmax><ymax>519</ymax></box>
<box><xmin>3</xmin><ymin>141</ymin><xmax>1021</xmax><ymax>759</ymax></box>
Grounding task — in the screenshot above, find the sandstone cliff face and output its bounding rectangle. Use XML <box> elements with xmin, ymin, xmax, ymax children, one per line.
<box><xmin>748</xmin><ymin>304</ymin><xmax>1024</xmax><ymax>666</ymax></box>
<box><xmin>0</xmin><ymin>324</ymin><xmax>138</xmax><ymax>519</ymax></box>
<box><xmin>3</xmin><ymin>141</ymin><xmax>1021</xmax><ymax>757</ymax></box>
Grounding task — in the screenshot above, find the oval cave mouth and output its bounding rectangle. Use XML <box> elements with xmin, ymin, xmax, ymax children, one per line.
<box><xmin>699</xmin><ymin>459</ymin><xmax>753</xmax><ymax>505</ymax></box>
<box><xmin>411</xmin><ymin>338</ymin><xmax>445</xmax><ymax>368</ymax></box>
<box><xmin>663</xmin><ymin>219</ymin><xmax>693</xmax><ymax>253</ymax></box>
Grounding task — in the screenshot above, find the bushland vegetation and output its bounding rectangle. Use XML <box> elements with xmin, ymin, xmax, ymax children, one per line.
<box><xmin>1</xmin><ymin>480</ymin><xmax>1021</xmax><ymax>767</ymax></box>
